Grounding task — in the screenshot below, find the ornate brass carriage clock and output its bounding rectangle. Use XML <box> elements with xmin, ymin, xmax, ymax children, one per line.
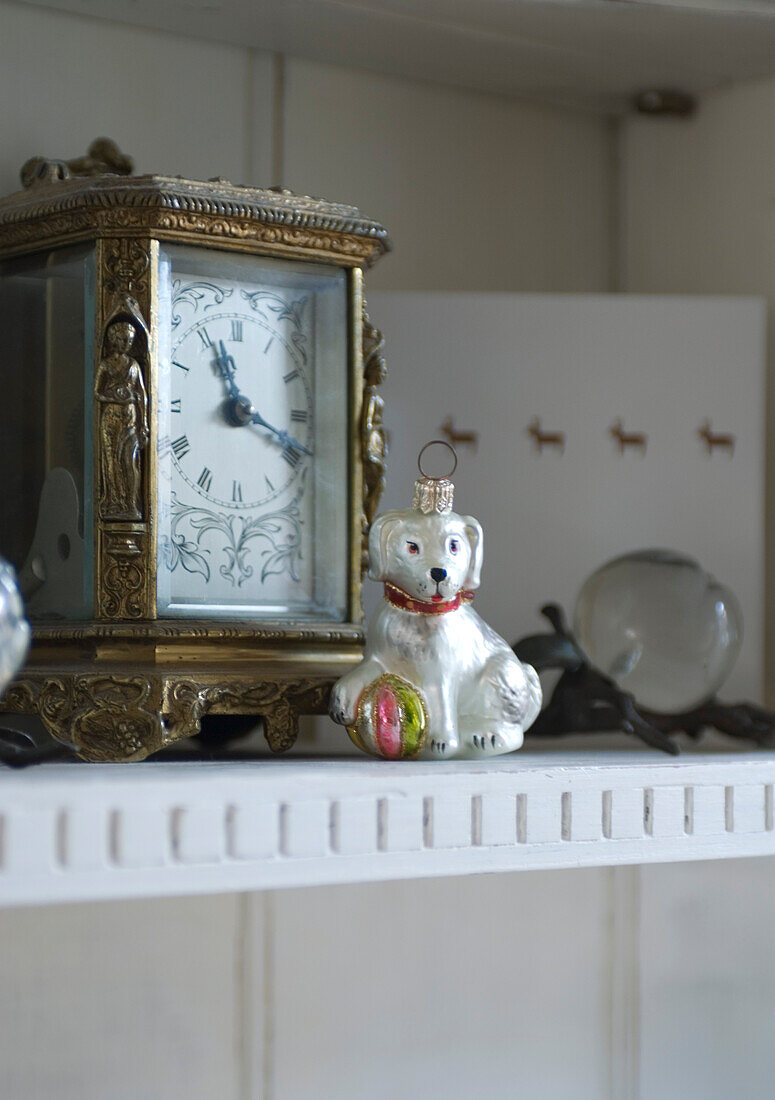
<box><xmin>0</xmin><ymin>141</ymin><xmax>390</xmax><ymax>761</ymax></box>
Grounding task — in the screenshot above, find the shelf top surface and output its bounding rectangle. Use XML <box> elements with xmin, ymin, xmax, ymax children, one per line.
<box><xmin>2</xmin><ymin>748</ymin><xmax>773</xmax><ymax>792</ymax></box>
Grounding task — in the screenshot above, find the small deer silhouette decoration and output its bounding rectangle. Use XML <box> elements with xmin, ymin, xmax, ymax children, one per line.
<box><xmin>439</xmin><ymin>416</ymin><xmax>478</xmax><ymax>450</ymax></box>
<box><xmin>609</xmin><ymin>418</ymin><xmax>647</xmax><ymax>456</ymax></box>
<box><xmin>698</xmin><ymin>419</ymin><xmax>735</xmax><ymax>457</ymax></box>
<box><xmin>526</xmin><ymin>416</ymin><xmax>565</xmax><ymax>455</ymax></box>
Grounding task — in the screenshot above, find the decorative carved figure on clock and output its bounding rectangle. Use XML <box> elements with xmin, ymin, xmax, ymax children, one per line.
<box><xmin>95</xmin><ymin>302</ymin><xmax>149</xmax><ymax>521</ymax></box>
<box><xmin>361</xmin><ymin>310</ymin><xmax>387</xmax><ymax>569</ymax></box>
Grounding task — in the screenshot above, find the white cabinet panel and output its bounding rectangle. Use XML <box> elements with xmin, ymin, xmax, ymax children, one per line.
<box><xmin>0</xmin><ymin>894</ymin><xmax>241</xmax><ymax>1100</ymax></box>
<box><xmin>0</xmin><ymin>2</ymin><xmax>274</xmax><ymax>195</ymax></box>
<box><xmin>640</xmin><ymin>857</ymin><xmax>775</xmax><ymax>1100</ymax></box>
<box><xmin>267</xmin><ymin>871</ymin><xmax>610</xmax><ymax>1100</ymax></box>
<box><xmin>282</xmin><ymin>58</ymin><xmax>612</xmax><ymax>293</ymax></box>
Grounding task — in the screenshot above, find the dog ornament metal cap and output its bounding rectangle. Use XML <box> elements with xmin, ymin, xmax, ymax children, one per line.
<box><xmin>329</xmin><ymin>441</ymin><xmax>542</xmax><ymax>759</ymax></box>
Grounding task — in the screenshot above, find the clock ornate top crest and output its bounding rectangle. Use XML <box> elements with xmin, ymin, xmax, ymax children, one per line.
<box><xmin>0</xmin><ymin>139</ymin><xmax>391</xmax><ymax>761</ymax></box>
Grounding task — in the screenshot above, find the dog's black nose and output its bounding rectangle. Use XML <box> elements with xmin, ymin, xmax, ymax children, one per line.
<box><xmin>430</xmin><ymin>567</ymin><xmax>447</xmax><ymax>583</ymax></box>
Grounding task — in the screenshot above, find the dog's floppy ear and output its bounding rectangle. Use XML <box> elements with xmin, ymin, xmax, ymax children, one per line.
<box><xmin>461</xmin><ymin>515</ymin><xmax>484</xmax><ymax>590</ymax></box>
<box><xmin>368</xmin><ymin>511</ymin><xmax>403</xmax><ymax>581</ymax></box>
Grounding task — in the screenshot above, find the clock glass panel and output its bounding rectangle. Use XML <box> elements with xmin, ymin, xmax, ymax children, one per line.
<box><xmin>0</xmin><ymin>244</ymin><xmax>95</xmax><ymax>619</ymax></box>
<box><xmin>157</xmin><ymin>246</ymin><xmax>349</xmax><ymax>620</ymax></box>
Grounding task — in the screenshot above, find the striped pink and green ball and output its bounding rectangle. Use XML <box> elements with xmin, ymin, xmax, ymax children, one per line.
<box><xmin>347</xmin><ymin>674</ymin><xmax>427</xmax><ymax>759</ymax></box>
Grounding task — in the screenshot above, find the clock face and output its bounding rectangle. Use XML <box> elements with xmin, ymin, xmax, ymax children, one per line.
<box><xmin>156</xmin><ymin>249</ymin><xmax>349</xmax><ymax>621</ymax></box>
<box><xmin>168</xmin><ymin>309</ymin><xmax>313</xmax><ymax>511</ymax></box>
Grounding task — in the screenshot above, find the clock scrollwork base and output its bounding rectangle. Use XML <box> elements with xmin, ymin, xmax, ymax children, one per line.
<box><xmin>1</xmin><ymin>671</ymin><xmax>335</xmax><ymax>761</ymax></box>
<box><xmin>2</xmin><ymin>674</ymin><xmax>165</xmax><ymax>761</ymax></box>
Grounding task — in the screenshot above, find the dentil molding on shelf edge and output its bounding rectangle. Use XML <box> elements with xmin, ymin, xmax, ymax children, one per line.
<box><xmin>1</xmin><ymin>752</ymin><xmax>775</xmax><ymax>907</ymax></box>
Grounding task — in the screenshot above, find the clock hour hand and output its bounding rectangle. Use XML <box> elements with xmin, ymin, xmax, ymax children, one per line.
<box><xmin>214</xmin><ymin>340</ymin><xmax>240</xmax><ymax>399</ymax></box>
<box><xmin>214</xmin><ymin>343</ymin><xmax>258</xmax><ymax>427</ymax></box>
<box><xmin>250</xmin><ymin>409</ymin><xmax>313</xmax><ymax>456</ymax></box>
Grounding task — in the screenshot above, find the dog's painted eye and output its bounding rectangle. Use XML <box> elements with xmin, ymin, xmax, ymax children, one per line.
<box><xmin>450</xmin><ymin>539</ymin><xmax>460</xmax><ymax>554</ymax></box>
<box><xmin>407</xmin><ymin>542</ymin><xmax>420</xmax><ymax>555</ymax></box>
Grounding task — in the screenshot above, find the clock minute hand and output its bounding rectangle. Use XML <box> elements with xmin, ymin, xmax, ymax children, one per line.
<box><xmin>250</xmin><ymin>409</ymin><xmax>313</xmax><ymax>456</ymax></box>
<box><xmin>277</xmin><ymin>428</ymin><xmax>313</xmax><ymax>457</ymax></box>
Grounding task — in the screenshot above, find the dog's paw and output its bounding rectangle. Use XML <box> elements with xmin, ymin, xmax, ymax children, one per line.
<box><xmin>460</xmin><ymin>721</ymin><xmax>524</xmax><ymax>758</ymax></box>
<box><xmin>328</xmin><ymin>701</ymin><xmax>349</xmax><ymax>726</ymax></box>
<box><xmin>328</xmin><ymin>683</ymin><xmax>355</xmax><ymax>727</ymax></box>
<box><xmin>469</xmin><ymin>731</ymin><xmax>505</xmax><ymax>755</ymax></box>
<box><xmin>429</xmin><ymin>736</ymin><xmax>457</xmax><ymax>757</ymax></box>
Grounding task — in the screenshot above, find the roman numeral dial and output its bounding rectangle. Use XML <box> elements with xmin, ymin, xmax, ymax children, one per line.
<box><xmin>163</xmin><ymin>306</ymin><xmax>313</xmax><ymax>511</ymax></box>
<box><xmin>171</xmin><ymin>434</ymin><xmax>190</xmax><ymax>460</ymax></box>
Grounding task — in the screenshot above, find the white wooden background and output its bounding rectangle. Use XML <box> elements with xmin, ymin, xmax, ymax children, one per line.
<box><xmin>366</xmin><ymin>291</ymin><xmax>765</xmax><ymax>704</ymax></box>
<box><xmin>1</xmin><ymin>2</ymin><xmax>775</xmax><ymax>1098</ymax></box>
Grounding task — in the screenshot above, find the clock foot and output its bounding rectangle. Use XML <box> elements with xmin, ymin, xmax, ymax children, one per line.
<box><xmin>262</xmin><ymin>702</ymin><xmax>299</xmax><ymax>754</ymax></box>
<box><xmin>163</xmin><ymin>680</ymin><xmax>305</xmax><ymax>756</ymax></box>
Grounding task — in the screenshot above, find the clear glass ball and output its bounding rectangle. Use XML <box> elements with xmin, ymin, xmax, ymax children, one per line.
<box><xmin>0</xmin><ymin>558</ymin><xmax>30</xmax><ymax>697</ymax></box>
<box><xmin>573</xmin><ymin>549</ymin><xmax>742</xmax><ymax>713</ymax></box>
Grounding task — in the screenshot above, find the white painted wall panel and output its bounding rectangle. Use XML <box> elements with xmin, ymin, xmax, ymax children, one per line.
<box><xmin>0</xmin><ymin>894</ymin><xmax>242</xmax><ymax>1100</ymax></box>
<box><xmin>266</xmin><ymin>871</ymin><xmax>611</xmax><ymax>1100</ymax></box>
<box><xmin>621</xmin><ymin>77</ymin><xmax>775</xmax><ymax>699</ymax></box>
<box><xmin>640</xmin><ymin>857</ymin><xmax>775</xmax><ymax>1100</ymax></box>
<box><xmin>0</xmin><ymin>1</ymin><xmax>274</xmax><ymax>195</ymax></box>
<box><xmin>282</xmin><ymin>58</ymin><xmax>613</xmax><ymax>292</ymax></box>
<box><xmin>621</xmin><ymin>80</ymin><xmax>775</xmax><ymax>300</ymax></box>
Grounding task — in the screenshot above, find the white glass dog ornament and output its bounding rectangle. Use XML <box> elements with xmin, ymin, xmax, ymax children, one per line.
<box><xmin>329</xmin><ymin>445</ymin><xmax>542</xmax><ymax>759</ymax></box>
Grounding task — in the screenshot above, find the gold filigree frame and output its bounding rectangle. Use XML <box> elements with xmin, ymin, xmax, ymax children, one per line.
<box><xmin>0</xmin><ymin>169</ymin><xmax>389</xmax><ymax>760</ymax></box>
<box><xmin>0</xmin><ymin>175</ymin><xmax>390</xmax><ymax>265</ymax></box>
<box><xmin>3</xmin><ymin>667</ymin><xmax>336</xmax><ymax>761</ymax></box>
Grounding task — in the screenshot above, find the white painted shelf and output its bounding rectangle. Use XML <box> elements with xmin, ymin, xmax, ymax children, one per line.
<box><xmin>1</xmin><ymin>752</ymin><xmax>774</xmax><ymax>907</ymax></box>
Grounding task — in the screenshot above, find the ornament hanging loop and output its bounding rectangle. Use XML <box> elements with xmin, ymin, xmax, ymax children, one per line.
<box><xmin>417</xmin><ymin>439</ymin><xmax>458</xmax><ymax>480</ymax></box>
<box><xmin>413</xmin><ymin>439</ymin><xmax>457</xmax><ymax>515</ymax></box>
